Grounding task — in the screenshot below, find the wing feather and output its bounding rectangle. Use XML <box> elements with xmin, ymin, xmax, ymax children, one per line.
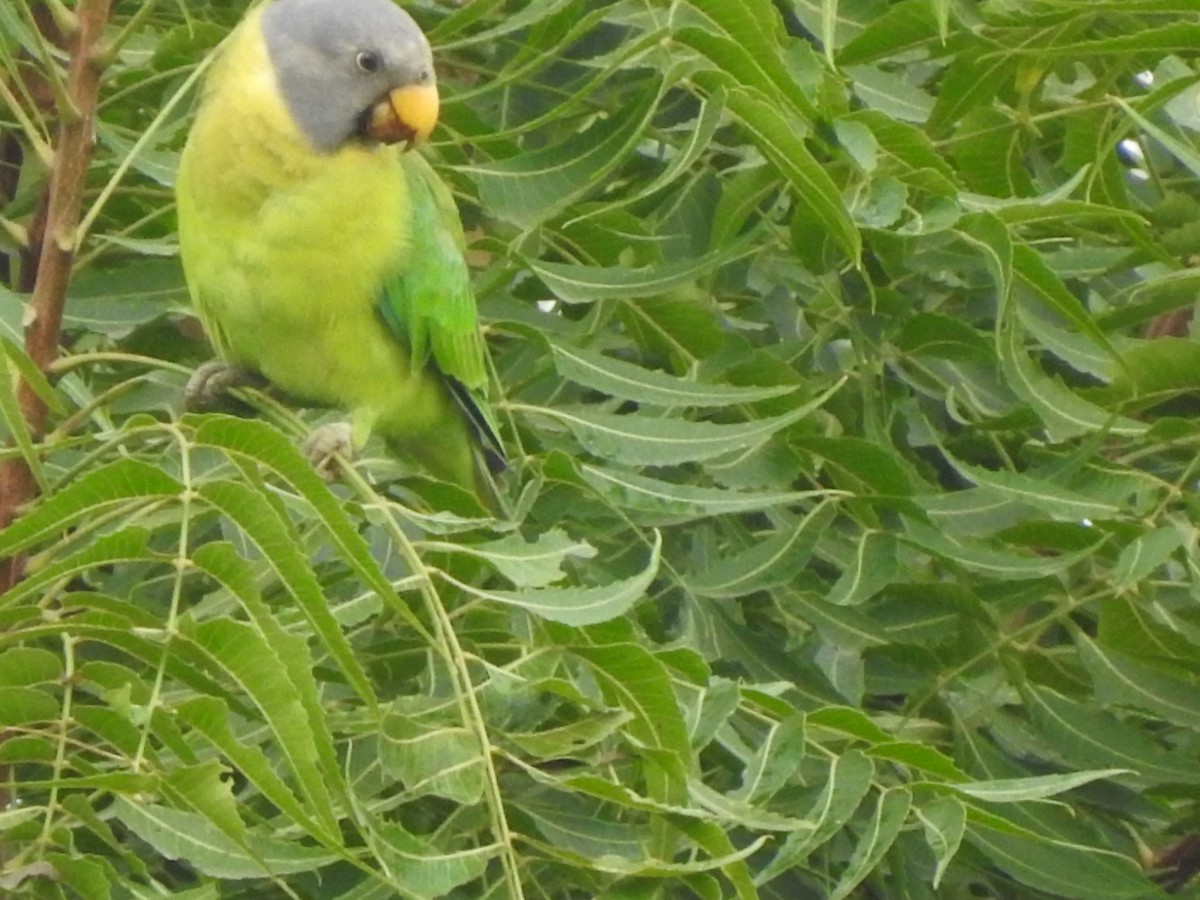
<box><xmin>378</xmin><ymin>152</ymin><xmax>504</xmax><ymax>466</ymax></box>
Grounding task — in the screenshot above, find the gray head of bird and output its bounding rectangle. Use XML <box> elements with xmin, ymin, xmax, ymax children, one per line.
<box><xmin>261</xmin><ymin>0</ymin><xmax>439</xmax><ymax>153</ymax></box>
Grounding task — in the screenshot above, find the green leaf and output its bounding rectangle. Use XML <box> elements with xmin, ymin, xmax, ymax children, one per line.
<box><xmin>938</xmin><ymin>455</ymin><xmax>1123</xmax><ymax>522</ymax></box>
<box><xmin>192</xmin><ymin>416</ymin><xmax>424</xmax><ymax>635</ymax></box>
<box><xmin>368</xmin><ymin>817</ymin><xmax>492</xmax><ymax>897</ymax></box>
<box><xmin>952</xmin><ymin>769</ymin><xmax>1130</xmax><ymax>803</ymax></box>
<box><xmin>0</xmin><ymin>340</ymin><xmax>54</xmax><ymax>493</ymax></box>
<box><xmin>1076</xmin><ymin>630</ymin><xmax>1200</xmax><ymax>729</ymax></box>
<box><xmin>551</xmin><ymin>343</ymin><xmax>799</xmax><ymax>406</ymax></box>
<box><xmin>532</xmin><ymin>245</ymin><xmax>748</xmax><ymax>305</ymax></box>
<box><xmin>757</xmin><ymin>750</ymin><xmax>875</xmax><ymax>883</ymax></box>
<box><xmin>523</xmin><ymin>378</ymin><xmax>841</xmax><ymax>466</ymax></box>
<box><xmin>867</xmin><ymin>742</ymin><xmax>968</xmax><ymax>782</ymax></box>
<box><xmin>177</xmin><ymin>696</ymin><xmax>336</xmax><ymax>846</ymax></box>
<box><xmin>519</xmin><ymin>792</ymin><xmax>651</xmax><ymax>861</ymax></box>
<box><xmin>837</xmin><ymin>0</ymin><xmax>940</xmax><ymax>65</ymax></box>
<box><xmin>1</xmin><ymin>335</ymin><xmax>62</xmax><ymax>413</ymax></box>
<box><xmin>1012</xmin><ymin>241</ymin><xmax>1123</xmax><ymax>368</ymax></box>
<box><xmin>1</xmin><ymin>529</ymin><xmax>157</xmax><ymax>612</ymax></box>
<box><xmin>1022</xmin><ymin>685</ymin><xmax>1200</xmax><ymax>786</ymax></box>
<box><xmin>112</xmin><ymin>799</ymin><xmax>340</xmax><ymax>879</ymax></box>
<box><xmin>674</xmin><ymin>0</ymin><xmax>819</xmax><ymax>122</ymax></box>
<box><xmin>1116</xmin><ymin>95</ymin><xmax>1200</xmax><ymax>177</ymax></box>
<box><xmin>828</xmin><ymin>787</ymin><xmax>910</xmax><ymax>900</ymax></box>
<box><xmin>579</xmin><ymin>465</ymin><xmax>838</xmax><ymax>519</ymax></box>
<box><xmin>794</xmin><ymin>436</ymin><xmax>917</xmax><ymax>496</ymax></box>
<box><xmin>0</xmin><ymin>460</ymin><xmax>181</xmax><ymax>556</ymax></box>
<box><xmin>966</xmin><ymin>825</ymin><xmax>1157</xmax><ymax>900</ymax></box>
<box><xmin>458</xmin><ymin>79</ymin><xmax>663</xmax><ymax>228</ymax></box>
<box><xmin>780</xmin><ymin>590</ymin><xmax>891</xmax><ymax>650</ymax></box>
<box><xmin>916</xmin><ymin>797</ymin><xmax>966</xmax><ymax>889</ymax></box>
<box><xmin>507</xmin><ymin>708</ymin><xmax>632</xmax><ymax>760</ymax></box>
<box><xmin>844</xmin><ymin>65</ymin><xmax>934</xmax><ymax>123</ymax></box>
<box><xmin>1099</xmin><ymin>337</ymin><xmax>1200</xmax><ymax>407</ymax></box>
<box><xmin>0</xmin><ymin>647</ymin><xmax>61</xmax><ymax>686</ymax></box>
<box><xmin>444</xmin><ymin>531</ymin><xmax>660</xmax><ymax>625</ymax></box>
<box><xmin>164</xmin><ymin>760</ymin><xmax>245</xmax><ymax>845</ymax></box>
<box><xmin>44</xmin><ymin>854</ymin><xmax>113</xmax><ymax>900</ymax></box>
<box><xmin>0</xmin><ymin>686</ymin><xmax>60</xmax><ymax>727</ymax></box>
<box><xmin>1111</xmin><ymin>526</ymin><xmax>1183</xmax><ymax>589</ymax></box>
<box><xmin>571</xmin><ymin>640</ymin><xmax>692</xmax><ymax>793</ymax></box>
<box><xmin>998</xmin><ymin>307</ymin><xmax>1145</xmax><ymax>442</ymax></box>
<box><xmin>554</xmin><ymin>407</ymin><xmax>796</xmax><ymax>464</ymax></box>
<box><xmin>672</xmin><ymin>818</ymin><xmax>760</xmax><ymax>900</ymax></box>
<box><xmin>196</xmin><ymin>480</ymin><xmax>377</xmax><ymax>708</ymax></box>
<box><xmin>630</xmin><ymin>84</ymin><xmax>728</xmax><ymax>203</ymax></box>
<box><xmin>928</xmin><ymin>46</ymin><xmax>1019</xmax><ymax>133</ymax></box>
<box><xmin>426</xmin><ymin>527</ymin><xmax>596</xmax><ymax>588</ymax></box>
<box><xmin>730</xmin><ymin>712</ymin><xmax>806</xmax><ymax>804</ymax></box>
<box><xmin>826</xmin><ymin>530</ymin><xmax>897</xmax><ymax>606</ymax></box>
<box><xmin>180</xmin><ymin>619</ymin><xmax>340</xmax><ymax>840</ymax></box>
<box><xmin>724</xmin><ymin>87</ymin><xmax>862</xmax><ymax>262</ymax></box>
<box><xmin>903</xmin><ymin>520</ymin><xmax>1101</xmax><ymax>579</ymax></box>
<box><xmin>380</xmin><ymin>708</ymin><xmax>484</xmax><ymax>804</ymax></box>
<box><xmin>688</xmin><ymin>501</ymin><xmax>836</xmax><ymax>599</ymax></box>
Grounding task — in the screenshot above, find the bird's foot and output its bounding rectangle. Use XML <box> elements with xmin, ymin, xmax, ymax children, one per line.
<box><xmin>303</xmin><ymin>421</ymin><xmax>355</xmax><ymax>480</ymax></box>
<box><xmin>185</xmin><ymin>360</ymin><xmax>265</xmax><ymax>413</ymax></box>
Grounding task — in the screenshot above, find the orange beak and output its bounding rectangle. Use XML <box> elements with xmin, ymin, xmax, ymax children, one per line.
<box><xmin>366</xmin><ymin>83</ymin><xmax>439</xmax><ymax>148</ymax></box>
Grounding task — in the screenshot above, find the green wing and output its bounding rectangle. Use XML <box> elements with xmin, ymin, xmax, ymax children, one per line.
<box><xmin>383</xmin><ymin>151</ymin><xmax>484</xmax><ymax>388</ymax></box>
<box><xmin>379</xmin><ymin>152</ymin><xmax>505</xmax><ymax>469</ymax></box>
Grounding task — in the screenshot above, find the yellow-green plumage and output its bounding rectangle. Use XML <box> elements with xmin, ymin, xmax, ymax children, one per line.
<box><xmin>176</xmin><ymin>4</ymin><xmax>499</xmax><ymax>498</ymax></box>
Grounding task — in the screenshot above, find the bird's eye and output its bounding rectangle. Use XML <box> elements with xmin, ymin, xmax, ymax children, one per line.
<box><xmin>356</xmin><ymin>50</ymin><xmax>381</xmax><ymax>73</ymax></box>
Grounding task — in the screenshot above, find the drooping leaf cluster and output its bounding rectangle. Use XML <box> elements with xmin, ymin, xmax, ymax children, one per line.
<box><xmin>3</xmin><ymin>0</ymin><xmax>1200</xmax><ymax>897</ymax></box>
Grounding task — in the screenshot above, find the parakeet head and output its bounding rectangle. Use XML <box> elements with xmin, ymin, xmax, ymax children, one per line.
<box><xmin>261</xmin><ymin>0</ymin><xmax>439</xmax><ymax>153</ymax></box>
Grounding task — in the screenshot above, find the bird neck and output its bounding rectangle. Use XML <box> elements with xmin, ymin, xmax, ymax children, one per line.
<box><xmin>185</xmin><ymin>7</ymin><xmax>354</xmax><ymax>212</ymax></box>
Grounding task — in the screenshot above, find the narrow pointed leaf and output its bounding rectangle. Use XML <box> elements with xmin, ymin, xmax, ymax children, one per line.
<box><xmin>443</xmin><ymin>531</ymin><xmax>660</xmax><ymax>625</ymax></box>
<box><xmin>551</xmin><ymin>343</ymin><xmax>800</xmax><ymax>407</ymax></box>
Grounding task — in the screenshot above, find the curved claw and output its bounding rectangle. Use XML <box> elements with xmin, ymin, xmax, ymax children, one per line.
<box><xmin>185</xmin><ymin>360</ymin><xmax>265</xmax><ymax>413</ymax></box>
<box><xmin>302</xmin><ymin>421</ymin><xmax>355</xmax><ymax>480</ymax></box>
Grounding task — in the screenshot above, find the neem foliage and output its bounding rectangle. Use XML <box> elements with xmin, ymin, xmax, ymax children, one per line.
<box><xmin>2</xmin><ymin>0</ymin><xmax>1199</xmax><ymax>897</ymax></box>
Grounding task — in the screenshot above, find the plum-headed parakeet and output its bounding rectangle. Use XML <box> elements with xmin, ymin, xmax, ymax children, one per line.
<box><xmin>176</xmin><ymin>0</ymin><xmax>505</xmax><ymax>504</ymax></box>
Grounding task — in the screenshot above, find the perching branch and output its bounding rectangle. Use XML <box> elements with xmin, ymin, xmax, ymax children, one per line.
<box><xmin>0</xmin><ymin>0</ymin><xmax>114</xmax><ymax>589</ymax></box>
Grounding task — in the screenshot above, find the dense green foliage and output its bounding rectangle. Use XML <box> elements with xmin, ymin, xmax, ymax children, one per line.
<box><xmin>4</xmin><ymin>0</ymin><xmax>1200</xmax><ymax>896</ymax></box>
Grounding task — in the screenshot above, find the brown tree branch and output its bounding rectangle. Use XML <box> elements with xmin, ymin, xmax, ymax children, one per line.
<box><xmin>0</xmin><ymin>4</ymin><xmax>63</xmax><ymax>289</ymax></box>
<box><xmin>0</xmin><ymin>0</ymin><xmax>114</xmax><ymax>588</ymax></box>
